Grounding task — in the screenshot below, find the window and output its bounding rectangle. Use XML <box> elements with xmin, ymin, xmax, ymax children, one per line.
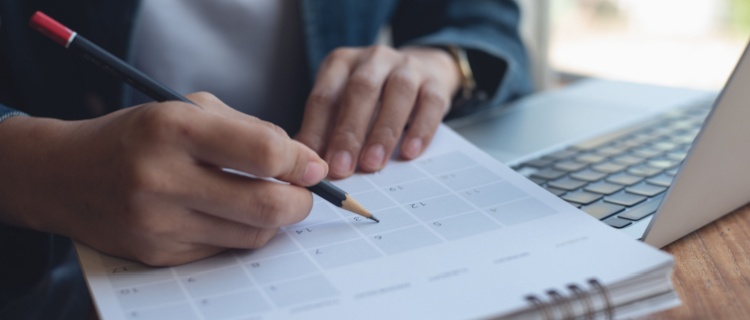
<box><xmin>546</xmin><ymin>0</ymin><xmax>750</xmax><ymax>90</ymax></box>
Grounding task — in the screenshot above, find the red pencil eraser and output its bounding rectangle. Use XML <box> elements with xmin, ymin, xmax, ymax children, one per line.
<box><xmin>29</xmin><ymin>11</ymin><xmax>75</xmax><ymax>47</ymax></box>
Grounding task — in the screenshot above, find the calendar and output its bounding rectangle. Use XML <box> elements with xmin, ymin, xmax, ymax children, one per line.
<box><xmin>76</xmin><ymin>125</ymin><xmax>675</xmax><ymax>319</ymax></box>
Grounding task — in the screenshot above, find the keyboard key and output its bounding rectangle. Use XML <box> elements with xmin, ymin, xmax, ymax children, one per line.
<box><xmin>667</xmin><ymin>120</ymin><xmax>695</xmax><ymax>131</ymax></box>
<box><xmin>546</xmin><ymin>148</ymin><xmax>579</xmax><ymax>160</ymax></box>
<box><xmin>649</xmin><ymin>127</ymin><xmax>674</xmax><ymax>138</ymax></box>
<box><xmin>562</xmin><ymin>191</ymin><xmax>603</xmax><ymax>205</ymax></box>
<box><xmin>629</xmin><ymin>133</ymin><xmax>655</xmax><ymax>143</ymax></box>
<box><xmin>575</xmin><ymin>153</ymin><xmax>607</xmax><ymax>164</ymax></box>
<box><xmin>650</xmin><ymin>141</ymin><xmax>679</xmax><ymax>151</ymax></box>
<box><xmin>548</xmin><ymin>177</ymin><xmax>588</xmax><ymax>191</ymax></box>
<box><xmin>632</xmin><ymin>147</ymin><xmax>663</xmax><ymax>158</ymax></box>
<box><xmin>606</xmin><ymin>172</ymin><xmax>644</xmax><ymax>186</ymax></box>
<box><xmin>584</xmin><ymin>181</ymin><xmax>624</xmax><ymax>195</ymax></box>
<box><xmin>665</xmin><ymin>168</ymin><xmax>680</xmax><ymax>176</ymax></box>
<box><xmin>620</xmin><ymin>136</ymin><xmax>648</xmax><ymax>148</ymax></box>
<box><xmin>570</xmin><ymin>169</ymin><xmax>608</xmax><ymax>182</ymax></box>
<box><xmin>619</xmin><ymin>195</ymin><xmax>664</xmax><ymax>221</ymax></box>
<box><xmin>529</xmin><ymin>177</ymin><xmax>547</xmax><ymax>185</ymax></box>
<box><xmin>665</xmin><ymin>151</ymin><xmax>688</xmax><ymax>161</ymax></box>
<box><xmin>626</xmin><ymin>183</ymin><xmax>667</xmax><ymax>197</ymax></box>
<box><xmin>522</xmin><ymin>157</ymin><xmax>556</xmax><ymax>168</ymax></box>
<box><xmin>531</xmin><ymin>168</ymin><xmax>567</xmax><ymax>180</ymax></box>
<box><xmin>592</xmin><ymin>162</ymin><xmax>628</xmax><ymax>174</ymax></box>
<box><xmin>516</xmin><ymin>166</ymin><xmax>538</xmax><ymax>178</ymax></box>
<box><xmin>581</xmin><ymin>201</ymin><xmax>625</xmax><ymax>220</ymax></box>
<box><xmin>604</xmin><ymin>217</ymin><xmax>633</xmax><ymax>229</ymax></box>
<box><xmin>646</xmin><ymin>174</ymin><xmax>674</xmax><ymax>187</ymax></box>
<box><xmin>627</xmin><ymin>165</ymin><xmax>663</xmax><ymax>177</ymax></box>
<box><xmin>647</xmin><ymin>159</ymin><xmax>679</xmax><ymax>169</ymax></box>
<box><xmin>685</xmin><ymin>128</ymin><xmax>700</xmax><ymax>138</ymax></box>
<box><xmin>565</xmin><ymin>201</ymin><xmax>582</xmax><ymax>208</ymax></box>
<box><xmin>543</xmin><ymin>186</ymin><xmax>567</xmax><ymax>197</ymax></box>
<box><xmin>553</xmin><ymin>160</ymin><xmax>588</xmax><ymax>172</ymax></box>
<box><xmin>604</xmin><ymin>192</ymin><xmax>647</xmax><ymax>207</ymax></box>
<box><xmin>669</xmin><ymin>136</ymin><xmax>695</xmax><ymax>145</ymax></box>
<box><xmin>612</xmin><ymin>154</ymin><xmax>645</xmax><ymax>166</ymax></box>
<box><xmin>595</xmin><ymin>145</ymin><xmax>628</xmax><ymax>157</ymax></box>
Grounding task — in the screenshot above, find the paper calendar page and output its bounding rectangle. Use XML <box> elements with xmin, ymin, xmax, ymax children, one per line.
<box><xmin>75</xmin><ymin>124</ymin><xmax>674</xmax><ymax>320</ymax></box>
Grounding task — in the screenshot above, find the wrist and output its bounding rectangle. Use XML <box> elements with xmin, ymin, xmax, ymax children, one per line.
<box><xmin>400</xmin><ymin>46</ymin><xmax>462</xmax><ymax>95</ymax></box>
<box><xmin>0</xmin><ymin>116</ymin><xmax>75</xmax><ymax>232</ymax></box>
<box><xmin>401</xmin><ymin>45</ymin><xmax>483</xmax><ymax>114</ymax></box>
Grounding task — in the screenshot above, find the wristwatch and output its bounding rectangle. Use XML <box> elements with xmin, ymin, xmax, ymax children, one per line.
<box><xmin>447</xmin><ymin>46</ymin><xmax>477</xmax><ymax>101</ymax></box>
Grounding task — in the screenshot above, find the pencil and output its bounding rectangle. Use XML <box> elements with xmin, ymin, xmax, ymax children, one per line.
<box><xmin>308</xmin><ymin>181</ymin><xmax>379</xmax><ymax>222</ymax></box>
<box><xmin>29</xmin><ymin>11</ymin><xmax>379</xmax><ymax>223</ymax></box>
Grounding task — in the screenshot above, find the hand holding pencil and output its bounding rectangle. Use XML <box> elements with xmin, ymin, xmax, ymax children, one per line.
<box><xmin>29</xmin><ymin>11</ymin><xmax>377</xmax><ymax>223</ymax></box>
<box><xmin>7</xmin><ymin>12</ymin><xmax>377</xmax><ymax>267</ymax></box>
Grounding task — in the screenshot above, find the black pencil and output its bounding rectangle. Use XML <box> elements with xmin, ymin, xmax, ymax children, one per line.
<box><xmin>30</xmin><ymin>11</ymin><xmax>379</xmax><ymax>223</ymax></box>
<box><xmin>308</xmin><ymin>181</ymin><xmax>379</xmax><ymax>222</ymax></box>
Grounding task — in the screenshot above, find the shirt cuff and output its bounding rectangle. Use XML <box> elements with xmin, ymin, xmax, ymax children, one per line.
<box><xmin>0</xmin><ymin>106</ymin><xmax>28</xmax><ymax>124</ymax></box>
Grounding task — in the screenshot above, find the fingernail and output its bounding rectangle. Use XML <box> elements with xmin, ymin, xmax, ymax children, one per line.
<box><xmin>363</xmin><ymin>144</ymin><xmax>385</xmax><ymax>169</ymax></box>
<box><xmin>403</xmin><ymin>138</ymin><xmax>423</xmax><ymax>158</ymax></box>
<box><xmin>303</xmin><ymin>161</ymin><xmax>327</xmax><ymax>185</ymax></box>
<box><xmin>331</xmin><ymin>151</ymin><xmax>352</xmax><ymax>176</ymax></box>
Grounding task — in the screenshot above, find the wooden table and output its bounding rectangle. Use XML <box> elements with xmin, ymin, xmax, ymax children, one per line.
<box><xmin>644</xmin><ymin>204</ymin><xmax>750</xmax><ymax>319</ymax></box>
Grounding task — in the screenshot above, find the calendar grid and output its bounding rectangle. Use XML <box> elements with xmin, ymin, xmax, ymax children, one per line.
<box><xmin>168</xmin><ymin>263</ymin><xmax>205</xmax><ymax>320</ymax></box>
<box><xmin>231</xmin><ymin>252</ymin><xmax>276</xmax><ymax>312</ymax></box>
<box><xmin>101</xmin><ymin>150</ymin><xmax>560</xmax><ymax>319</ymax></box>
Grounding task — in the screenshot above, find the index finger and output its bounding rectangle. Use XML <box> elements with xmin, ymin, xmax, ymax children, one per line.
<box><xmin>178</xmin><ymin>93</ymin><xmax>329</xmax><ymax>186</ymax></box>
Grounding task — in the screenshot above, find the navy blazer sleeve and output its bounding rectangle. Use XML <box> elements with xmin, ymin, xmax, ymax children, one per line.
<box><xmin>390</xmin><ymin>0</ymin><xmax>534</xmax><ymax>117</ymax></box>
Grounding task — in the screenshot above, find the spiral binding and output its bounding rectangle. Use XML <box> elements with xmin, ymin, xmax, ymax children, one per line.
<box><xmin>524</xmin><ymin>278</ymin><xmax>614</xmax><ymax>320</ymax></box>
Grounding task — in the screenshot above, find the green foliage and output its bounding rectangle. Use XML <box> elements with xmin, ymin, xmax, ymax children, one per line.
<box><xmin>729</xmin><ymin>0</ymin><xmax>750</xmax><ymax>36</ymax></box>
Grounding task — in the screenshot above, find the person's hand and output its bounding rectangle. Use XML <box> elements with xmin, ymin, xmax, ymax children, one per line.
<box><xmin>296</xmin><ymin>45</ymin><xmax>461</xmax><ymax>178</ymax></box>
<box><xmin>0</xmin><ymin>93</ymin><xmax>327</xmax><ymax>266</ymax></box>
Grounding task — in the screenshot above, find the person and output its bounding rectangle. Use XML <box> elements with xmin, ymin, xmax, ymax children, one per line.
<box><xmin>0</xmin><ymin>0</ymin><xmax>533</xmax><ymax>318</ymax></box>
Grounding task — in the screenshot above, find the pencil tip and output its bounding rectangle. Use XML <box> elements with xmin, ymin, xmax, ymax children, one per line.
<box><xmin>342</xmin><ymin>195</ymin><xmax>380</xmax><ymax>222</ymax></box>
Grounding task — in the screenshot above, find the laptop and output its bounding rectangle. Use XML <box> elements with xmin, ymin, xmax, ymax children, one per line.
<box><xmin>447</xmin><ymin>41</ymin><xmax>750</xmax><ymax>248</ymax></box>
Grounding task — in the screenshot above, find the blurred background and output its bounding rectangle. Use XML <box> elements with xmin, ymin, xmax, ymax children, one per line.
<box><xmin>518</xmin><ymin>0</ymin><xmax>750</xmax><ymax>91</ymax></box>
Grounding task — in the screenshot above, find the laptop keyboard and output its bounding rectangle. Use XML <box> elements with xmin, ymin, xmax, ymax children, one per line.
<box><xmin>513</xmin><ymin>102</ymin><xmax>712</xmax><ymax>229</ymax></box>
